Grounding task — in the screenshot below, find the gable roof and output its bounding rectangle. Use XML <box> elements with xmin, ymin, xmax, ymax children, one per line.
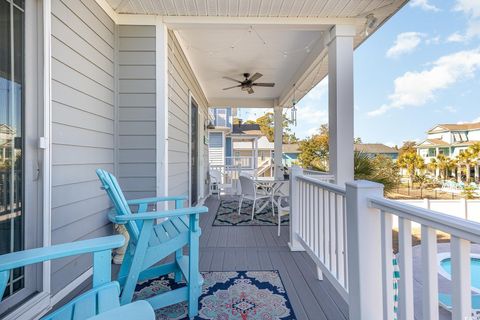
<box><xmin>282</xmin><ymin>143</ymin><xmax>300</xmax><ymax>153</ymax></box>
<box><xmin>416</xmin><ymin>139</ymin><xmax>450</xmax><ymax>147</ymax></box>
<box><xmin>427</xmin><ymin>122</ymin><xmax>480</xmax><ymax>133</ymax></box>
<box><xmin>354</xmin><ymin>143</ymin><xmax>398</xmax><ymax>154</ymax></box>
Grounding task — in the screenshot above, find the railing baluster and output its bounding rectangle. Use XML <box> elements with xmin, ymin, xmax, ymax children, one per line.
<box><xmin>335</xmin><ymin>193</ymin><xmax>342</xmax><ymax>282</ymax></box>
<box><xmin>319</xmin><ymin>187</ymin><xmax>324</xmax><ymax>262</ymax></box>
<box><xmin>398</xmin><ymin>217</ymin><xmax>414</xmax><ymax>320</ymax></box>
<box><xmin>421</xmin><ymin>225</ymin><xmax>438</xmax><ymax>320</ymax></box>
<box><xmin>325</xmin><ymin>190</ymin><xmax>331</xmax><ymax>269</ymax></box>
<box><xmin>300</xmin><ymin>180</ymin><xmax>304</xmax><ymax>238</ymax></box>
<box><xmin>313</xmin><ymin>185</ymin><xmax>319</xmax><ymax>258</ymax></box>
<box><xmin>381</xmin><ymin>211</ymin><xmax>394</xmax><ymax>320</ymax></box>
<box><xmin>451</xmin><ymin>236</ymin><xmax>471</xmax><ymax>320</ymax></box>
<box><xmin>330</xmin><ymin>191</ymin><xmax>337</xmax><ymax>277</ymax></box>
<box><xmin>343</xmin><ymin>195</ymin><xmax>348</xmax><ymax>290</ymax></box>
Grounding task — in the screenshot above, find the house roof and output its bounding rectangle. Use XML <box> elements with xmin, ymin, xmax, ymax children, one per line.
<box><xmin>416</xmin><ymin>139</ymin><xmax>450</xmax><ymax>147</ymax></box>
<box><xmin>427</xmin><ymin>122</ymin><xmax>480</xmax><ymax>133</ymax></box>
<box><xmin>354</xmin><ymin>143</ymin><xmax>398</xmax><ymax>154</ymax></box>
<box><xmin>283</xmin><ymin>143</ymin><xmax>300</xmax><ymax>153</ymax></box>
<box><xmin>232</xmin><ymin>124</ymin><xmax>263</xmax><ymax>136</ymax></box>
<box><xmin>233</xmin><ymin>136</ymin><xmax>274</xmax><ymax>150</ymax></box>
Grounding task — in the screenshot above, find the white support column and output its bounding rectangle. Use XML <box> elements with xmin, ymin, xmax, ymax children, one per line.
<box><xmin>346</xmin><ymin>180</ymin><xmax>384</xmax><ymax>320</ymax></box>
<box><xmin>327</xmin><ymin>25</ymin><xmax>356</xmax><ymax>186</ymax></box>
<box><xmin>156</xmin><ymin>22</ymin><xmax>169</xmax><ymax>209</ymax></box>
<box><xmin>273</xmin><ymin>105</ymin><xmax>283</xmax><ymax>179</ymax></box>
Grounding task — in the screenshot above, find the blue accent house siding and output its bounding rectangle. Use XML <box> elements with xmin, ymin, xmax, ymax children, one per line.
<box><xmin>225</xmin><ymin>137</ymin><xmax>232</xmax><ymax>157</ymax></box>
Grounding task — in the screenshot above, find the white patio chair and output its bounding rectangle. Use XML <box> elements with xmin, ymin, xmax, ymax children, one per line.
<box><xmin>209</xmin><ymin>169</ymin><xmax>221</xmax><ymax>199</ymax></box>
<box><xmin>238</xmin><ymin>175</ymin><xmax>272</xmax><ymax>220</ymax></box>
<box><xmin>274</xmin><ymin>183</ymin><xmax>289</xmax><ymax>236</ymax></box>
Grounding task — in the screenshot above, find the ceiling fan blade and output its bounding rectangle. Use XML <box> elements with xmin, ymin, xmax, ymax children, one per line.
<box><xmin>222</xmin><ymin>85</ymin><xmax>242</xmax><ymax>90</ymax></box>
<box><xmin>222</xmin><ymin>76</ymin><xmax>242</xmax><ymax>83</ymax></box>
<box><xmin>252</xmin><ymin>83</ymin><xmax>275</xmax><ymax>87</ymax></box>
<box><xmin>247</xmin><ymin>87</ymin><xmax>254</xmax><ymax>94</ymax></box>
<box><xmin>248</xmin><ymin>72</ymin><xmax>263</xmax><ymax>82</ymax></box>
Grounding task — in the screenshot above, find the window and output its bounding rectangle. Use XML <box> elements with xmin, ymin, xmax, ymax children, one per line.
<box><xmin>428</xmin><ymin>148</ymin><xmax>436</xmax><ymax>157</ymax></box>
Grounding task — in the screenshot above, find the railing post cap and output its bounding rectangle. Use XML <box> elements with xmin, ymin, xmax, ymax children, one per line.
<box><xmin>346</xmin><ymin>180</ymin><xmax>384</xmax><ymax>190</ymax></box>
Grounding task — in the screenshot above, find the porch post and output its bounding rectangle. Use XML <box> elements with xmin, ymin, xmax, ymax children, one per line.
<box><xmin>346</xmin><ymin>180</ymin><xmax>384</xmax><ymax>320</ymax></box>
<box><xmin>273</xmin><ymin>105</ymin><xmax>283</xmax><ymax>179</ymax></box>
<box><xmin>327</xmin><ymin>25</ymin><xmax>356</xmax><ymax>185</ymax></box>
<box><xmin>289</xmin><ymin>165</ymin><xmax>305</xmax><ymax>251</ymax></box>
<box><xmin>156</xmin><ymin>22</ymin><xmax>169</xmax><ymax>209</ymax></box>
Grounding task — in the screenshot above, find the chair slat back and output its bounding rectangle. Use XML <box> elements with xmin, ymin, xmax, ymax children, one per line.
<box><xmin>96</xmin><ymin>169</ymin><xmax>140</xmax><ymax>242</ymax></box>
<box><xmin>239</xmin><ymin>175</ymin><xmax>255</xmax><ymax>196</ymax></box>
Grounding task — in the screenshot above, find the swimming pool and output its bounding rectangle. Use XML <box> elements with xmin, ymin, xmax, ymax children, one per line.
<box><xmin>438</xmin><ymin>253</ymin><xmax>480</xmax><ymax>293</ymax></box>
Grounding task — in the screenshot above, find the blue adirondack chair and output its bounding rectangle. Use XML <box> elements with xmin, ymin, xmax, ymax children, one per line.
<box><xmin>96</xmin><ymin>169</ymin><xmax>208</xmax><ymax>319</ymax></box>
<box><xmin>0</xmin><ymin>235</ymin><xmax>155</xmax><ymax>320</ymax></box>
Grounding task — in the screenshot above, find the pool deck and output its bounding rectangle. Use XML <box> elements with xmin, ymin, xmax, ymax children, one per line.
<box><xmin>412</xmin><ymin>243</ymin><xmax>480</xmax><ymax>320</ymax></box>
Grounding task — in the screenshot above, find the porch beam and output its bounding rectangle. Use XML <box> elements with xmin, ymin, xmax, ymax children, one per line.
<box><xmin>117</xmin><ymin>14</ymin><xmax>364</xmax><ymax>28</ymax></box>
<box><xmin>208</xmin><ymin>98</ymin><xmax>275</xmax><ymax>108</ymax></box>
<box><xmin>273</xmin><ymin>106</ymin><xmax>284</xmax><ymax>179</ymax></box>
<box><xmin>328</xmin><ymin>25</ymin><xmax>355</xmax><ymax>185</ymax></box>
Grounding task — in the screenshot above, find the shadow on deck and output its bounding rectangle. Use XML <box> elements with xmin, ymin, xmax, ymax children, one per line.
<box><xmin>199</xmin><ymin>196</ymin><xmax>348</xmax><ymax>320</ymax></box>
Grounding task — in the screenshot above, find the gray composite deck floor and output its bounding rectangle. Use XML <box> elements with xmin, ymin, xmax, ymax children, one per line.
<box><xmin>198</xmin><ymin>196</ymin><xmax>348</xmax><ymax>320</ymax></box>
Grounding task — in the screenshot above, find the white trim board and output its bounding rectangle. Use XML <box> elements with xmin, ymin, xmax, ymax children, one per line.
<box><xmin>156</xmin><ymin>23</ymin><xmax>169</xmax><ymax>210</ymax></box>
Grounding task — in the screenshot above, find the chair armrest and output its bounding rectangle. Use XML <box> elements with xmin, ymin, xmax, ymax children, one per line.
<box><xmin>127</xmin><ymin>196</ymin><xmax>187</xmax><ymax>205</ymax></box>
<box><xmin>113</xmin><ymin>206</ymin><xmax>209</xmax><ymax>222</ymax></box>
<box><xmin>87</xmin><ymin>301</ymin><xmax>155</xmax><ymax>320</ymax></box>
<box><xmin>0</xmin><ymin>235</ymin><xmax>125</xmax><ymax>272</ymax></box>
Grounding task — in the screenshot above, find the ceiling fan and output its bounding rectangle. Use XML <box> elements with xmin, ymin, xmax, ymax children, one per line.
<box><xmin>222</xmin><ymin>73</ymin><xmax>275</xmax><ymax>94</ymax></box>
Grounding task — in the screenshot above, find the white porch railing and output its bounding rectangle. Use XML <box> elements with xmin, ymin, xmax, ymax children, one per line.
<box><xmin>289</xmin><ymin>166</ymin><xmax>348</xmax><ymax>301</ymax></box>
<box><xmin>289</xmin><ymin>165</ymin><xmax>480</xmax><ymax>320</ymax></box>
<box><xmin>225</xmin><ymin>156</ymin><xmax>254</xmax><ymax>170</ymax></box>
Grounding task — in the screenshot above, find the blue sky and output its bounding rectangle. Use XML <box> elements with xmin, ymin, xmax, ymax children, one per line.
<box><xmin>239</xmin><ymin>0</ymin><xmax>480</xmax><ymax>147</ymax></box>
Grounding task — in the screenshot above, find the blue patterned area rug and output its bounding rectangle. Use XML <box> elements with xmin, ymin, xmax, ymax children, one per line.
<box><xmin>213</xmin><ymin>199</ymin><xmax>289</xmax><ymax>226</ymax></box>
<box><xmin>134</xmin><ymin>271</ymin><xmax>296</xmax><ymax>320</ymax></box>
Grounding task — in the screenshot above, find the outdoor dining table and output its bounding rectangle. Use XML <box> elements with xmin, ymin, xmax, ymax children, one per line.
<box><xmin>251</xmin><ymin>176</ymin><xmax>289</xmax><ymax>213</ymax></box>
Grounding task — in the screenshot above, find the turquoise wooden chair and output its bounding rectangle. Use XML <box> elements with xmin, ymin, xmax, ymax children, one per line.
<box><xmin>0</xmin><ymin>235</ymin><xmax>155</xmax><ymax>320</ymax></box>
<box><xmin>96</xmin><ymin>169</ymin><xmax>208</xmax><ymax>319</ymax></box>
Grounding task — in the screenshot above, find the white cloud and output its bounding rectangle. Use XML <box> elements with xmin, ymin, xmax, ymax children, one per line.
<box><xmin>449</xmin><ymin>0</ymin><xmax>480</xmax><ymax>42</ymax></box>
<box><xmin>368</xmin><ymin>48</ymin><xmax>480</xmax><ymax>117</ymax></box>
<box><xmin>447</xmin><ymin>32</ymin><xmax>466</xmax><ymax>42</ymax></box>
<box><xmin>410</xmin><ymin>0</ymin><xmax>440</xmax><ymax>12</ymax></box>
<box><xmin>386</xmin><ymin>32</ymin><xmax>425</xmax><ymax>58</ymax></box>
<box><xmin>455</xmin><ymin>0</ymin><xmax>480</xmax><ymax>17</ymax></box>
<box><xmin>426</xmin><ymin>35</ymin><xmax>441</xmax><ymax>45</ymax></box>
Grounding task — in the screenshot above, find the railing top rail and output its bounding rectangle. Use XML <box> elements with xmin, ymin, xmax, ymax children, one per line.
<box><xmin>302</xmin><ymin>169</ymin><xmax>333</xmax><ymax>176</ymax></box>
<box><xmin>296</xmin><ymin>174</ymin><xmax>345</xmax><ymax>195</ymax></box>
<box><xmin>369</xmin><ymin>196</ymin><xmax>480</xmax><ymax>243</ymax></box>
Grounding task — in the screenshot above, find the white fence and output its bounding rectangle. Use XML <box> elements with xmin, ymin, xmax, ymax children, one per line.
<box><xmin>400</xmin><ymin>199</ymin><xmax>480</xmax><ymax>223</ymax></box>
<box><xmin>289</xmin><ymin>165</ymin><xmax>480</xmax><ymax>320</ymax></box>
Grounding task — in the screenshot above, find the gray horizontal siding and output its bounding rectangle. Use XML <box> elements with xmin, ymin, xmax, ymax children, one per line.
<box><xmin>118</xmin><ymin>25</ymin><xmax>156</xmax><ymax>199</ymax></box>
<box><xmin>51</xmin><ymin>0</ymin><xmax>115</xmax><ymax>295</ymax></box>
<box><xmin>167</xmin><ymin>31</ymin><xmax>210</xmax><ymax>202</ymax></box>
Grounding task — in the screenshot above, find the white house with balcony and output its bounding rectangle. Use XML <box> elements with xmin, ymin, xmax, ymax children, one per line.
<box><xmin>417</xmin><ymin>122</ymin><xmax>480</xmax><ymax>180</ymax></box>
<box><xmin>3</xmin><ymin>1</ymin><xmax>480</xmax><ymax>320</ymax></box>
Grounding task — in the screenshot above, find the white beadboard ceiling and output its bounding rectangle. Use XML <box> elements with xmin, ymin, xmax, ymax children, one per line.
<box><xmin>107</xmin><ymin>0</ymin><xmax>408</xmax><ymax>107</ymax></box>
<box><xmin>108</xmin><ymin>0</ymin><xmax>401</xmax><ymax>18</ymax></box>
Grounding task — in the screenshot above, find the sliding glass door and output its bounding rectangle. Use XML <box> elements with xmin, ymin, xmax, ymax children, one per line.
<box><xmin>0</xmin><ymin>0</ymin><xmax>41</xmax><ymax>316</ymax></box>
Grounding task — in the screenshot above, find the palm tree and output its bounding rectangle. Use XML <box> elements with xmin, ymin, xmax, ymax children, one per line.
<box><xmin>468</xmin><ymin>142</ymin><xmax>480</xmax><ymax>181</ymax></box>
<box><xmin>398</xmin><ymin>151</ymin><xmax>425</xmax><ymax>185</ymax></box>
<box><xmin>427</xmin><ymin>158</ymin><xmax>438</xmax><ymax>178</ymax></box>
<box><xmin>436</xmin><ymin>154</ymin><xmax>449</xmax><ymax>180</ymax></box>
<box><xmin>353</xmin><ymin>152</ymin><xmax>399</xmax><ymax>192</ymax></box>
<box><xmin>457</xmin><ymin>150</ymin><xmax>476</xmax><ymax>182</ymax></box>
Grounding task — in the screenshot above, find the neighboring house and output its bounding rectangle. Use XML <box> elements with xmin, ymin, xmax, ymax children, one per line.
<box><xmin>283</xmin><ymin>143</ymin><xmax>300</xmax><ymax>167</ymax></box>
<box><xmin>208</xmin><ymin>110</ymin><xmax>274</xmax><ymax>176</ymax></box>
<box><xmin>354</xmin><ymin>143</ymin><xmax>399</xmax><ymax>160</ymax></box>
<box><xmin>416</xmin><ymin>122</ymin><xmax>480</xmax><ymax>160</ymax></box>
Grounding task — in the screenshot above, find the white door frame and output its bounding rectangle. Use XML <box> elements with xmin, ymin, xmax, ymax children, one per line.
<box><xmin>188</xmin><ymin>91</ymin><xmax>201</xmax><ymax>204</ymax></box>
<box><xmin>3</xmin><ymin>0</ymin><xmax>52</xmax><ymax>319</ymax></box>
